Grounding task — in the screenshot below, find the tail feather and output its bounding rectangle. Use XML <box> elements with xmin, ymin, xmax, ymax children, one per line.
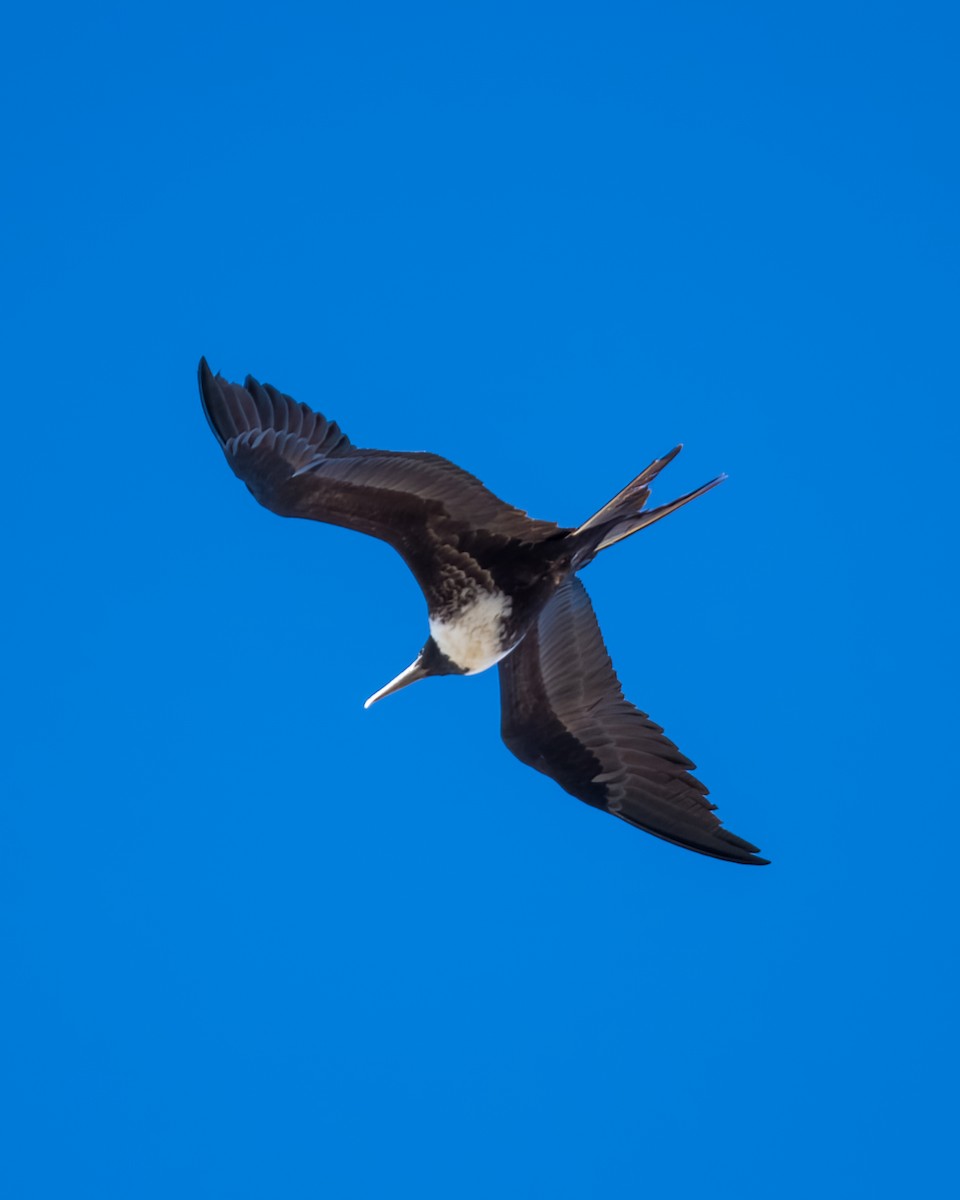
<box><xmin>594</xmin><ymin>474</ymin><xmax>725</xmax><ymax>551</ymax></box>
<box><xmin>575</xmin><ymin>444</ymin><xmax>724</xmax><ymax>552</ymax></box>
<box><xmin>574</xmin><ymin>445</ymin><xmax>682</xmax><ymax>536</ymax></box>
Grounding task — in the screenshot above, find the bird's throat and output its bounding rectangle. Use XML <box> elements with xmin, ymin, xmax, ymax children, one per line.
<box><xmin>428</xmin><ymin>590</ymin><xmax>514</xmax><ymax>675</ymax></box>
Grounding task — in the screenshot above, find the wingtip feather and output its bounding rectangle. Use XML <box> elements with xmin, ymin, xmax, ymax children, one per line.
<box><xmin>198</xmin><ymin>355</ymin><xmax>228</xmax><ymax>444</ymax></box>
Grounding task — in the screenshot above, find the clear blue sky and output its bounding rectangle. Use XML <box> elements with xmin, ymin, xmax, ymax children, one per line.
<box><xmin>2</xmin><ymin>2</ymin><xmax>957</xmax><ymax>1196</ymax></box>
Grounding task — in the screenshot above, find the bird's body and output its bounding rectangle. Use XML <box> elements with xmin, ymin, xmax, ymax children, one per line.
<box><xmin>199</xmin><ymin>359</ymin><xmax>767</xmax><ymax>865</ymax></box>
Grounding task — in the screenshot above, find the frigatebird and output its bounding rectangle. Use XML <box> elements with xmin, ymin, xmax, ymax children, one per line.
<box><xmin>199</xmin><ymin>359</ymin><xmax>767</xmax><ymax>865</ymax></box>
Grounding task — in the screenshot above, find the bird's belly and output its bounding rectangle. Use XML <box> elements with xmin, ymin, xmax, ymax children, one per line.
<box><xmin>429</xmin><ymin>591</ymin><xmax>514</xmax><ymax>675</ymax></box>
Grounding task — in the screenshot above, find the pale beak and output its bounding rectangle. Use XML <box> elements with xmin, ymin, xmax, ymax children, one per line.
<box><xmin>363</xmin><ymin>656</ymin><xmax>430</xmax><ymax>709</ymax></box>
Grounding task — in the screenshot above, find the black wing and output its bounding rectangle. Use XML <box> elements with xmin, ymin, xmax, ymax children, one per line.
<box><xmin>499</xmin><ymin>576</ymin><xmax>767</xmax><ymax>864</ymax></box>
<box><xmin>199</xmin><ymin>360</ymin><xmax>566</xmax><ymax>606</ymax></box>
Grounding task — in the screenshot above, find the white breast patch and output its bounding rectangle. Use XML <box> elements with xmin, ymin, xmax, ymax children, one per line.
<box><xmin>429</xmin><ymin>591</ymin><xmax>513</xmax><ymax>674</ymax></box>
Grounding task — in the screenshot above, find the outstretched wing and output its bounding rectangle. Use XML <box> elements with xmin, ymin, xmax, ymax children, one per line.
<box><xmin>499</xmin><ymin>576</ymin><xmax>767</xmax><ymax>864</ymax></box>
<box><xmin>199</xmin><ymin>360</ymin><xmax>565</xmax><ymax>605</ymax></box>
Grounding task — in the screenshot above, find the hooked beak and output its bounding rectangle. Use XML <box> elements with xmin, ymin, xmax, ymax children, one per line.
<box><xmin>363</xmin><ymin>656</ymin><xmax>430</xmax><ymax>709</ymax></box>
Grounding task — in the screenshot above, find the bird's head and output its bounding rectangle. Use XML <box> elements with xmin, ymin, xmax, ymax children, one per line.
<box><xmin>363</xmin><ymin>636</ymin><xmax>464</xmax><ymax>709</ymax></box>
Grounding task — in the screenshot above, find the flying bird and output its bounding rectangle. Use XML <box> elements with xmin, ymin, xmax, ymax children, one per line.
<box><xmin>199</xmin><ymin>359</ymin><xmax>767</xmax><ymax>865</ymax></box>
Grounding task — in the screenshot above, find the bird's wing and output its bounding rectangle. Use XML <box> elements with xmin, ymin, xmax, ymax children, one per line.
<box><xmin>199</xmin><ymin>360</ymin><xmax>565</xmax><ymax>603</ymax></box>
<box><xmin>498</xmin><ymin>576</ymin><xmax>767</xmax><ymax>864</ymax></box>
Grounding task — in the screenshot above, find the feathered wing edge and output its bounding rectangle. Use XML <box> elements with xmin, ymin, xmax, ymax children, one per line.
<box><xmin>499</xmin><ymin>577</ymin><xmax>768</xmax><ymax>864</ymax></box>
<box><xmin>198</xmin><ymin>359</ymin><xmax>565</xmax><ymax>541</ymax></box>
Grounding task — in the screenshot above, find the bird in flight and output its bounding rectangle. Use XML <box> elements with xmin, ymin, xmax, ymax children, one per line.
<box><xmin>199</xmin><ymin>359</ymin><xmax>766</xmax><ymax>865</ymax></box>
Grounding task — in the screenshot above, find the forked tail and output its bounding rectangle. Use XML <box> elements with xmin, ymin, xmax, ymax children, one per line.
<box><xmin>575</xmin><ymin>445</ymin><xmax>725</xmax><ymax>552</ymax></box>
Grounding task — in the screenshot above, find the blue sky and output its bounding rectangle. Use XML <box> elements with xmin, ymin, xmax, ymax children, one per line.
<box><xmin>2</xmin><ymin>2</ymin><xmax>957</xmax><ymax>1196</ymax></box>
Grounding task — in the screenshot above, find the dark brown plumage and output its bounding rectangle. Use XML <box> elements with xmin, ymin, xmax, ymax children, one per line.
<box><xmin>500</xmin><ymin>577</ymin><xmax>766</xmax><ymax>862</ymax></box>
<box><xmin>199</xmin><ymin>358</ymin><xmax>767</xmax><ymax>865</ymax></box>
